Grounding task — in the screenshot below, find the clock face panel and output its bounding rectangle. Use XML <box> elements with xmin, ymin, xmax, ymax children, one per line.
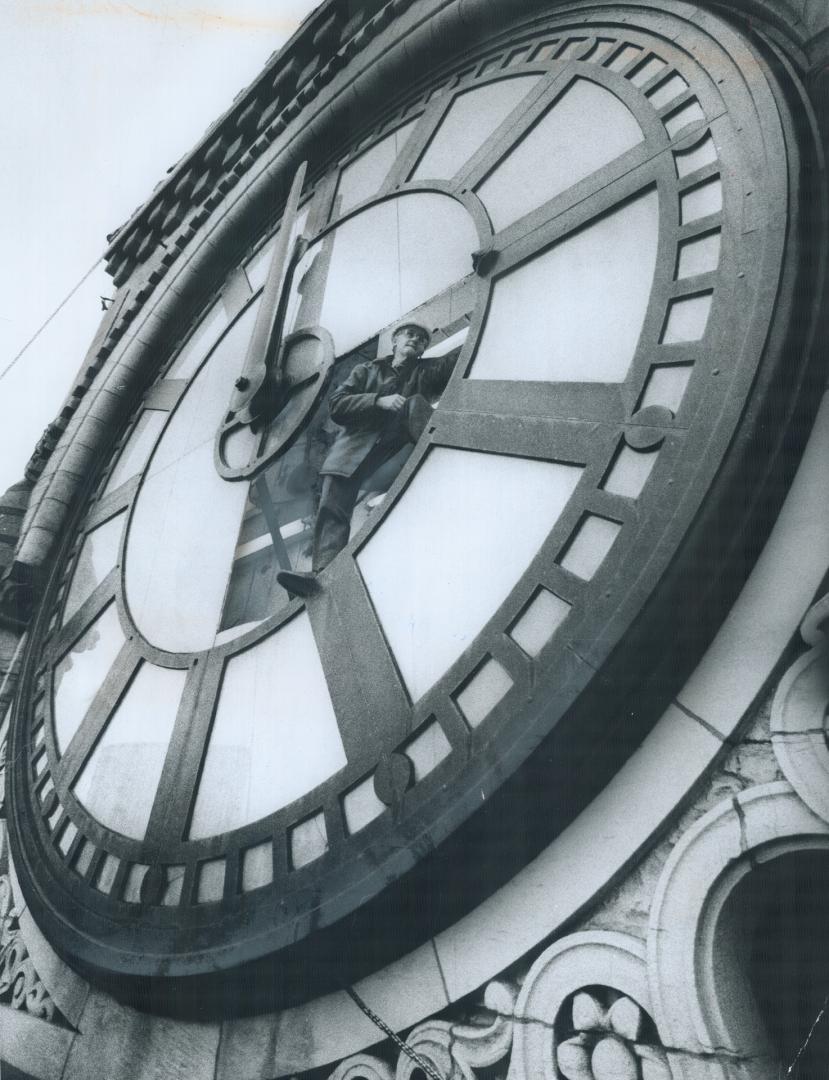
<box><xmin>10</xmin><ymin>9</ymin><xmax>805</xmax><ymax>991</ymax></box>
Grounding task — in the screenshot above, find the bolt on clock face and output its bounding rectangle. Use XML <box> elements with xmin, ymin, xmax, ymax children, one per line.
<box><xmin>8</xmin><ymin>8</ymin><xmax>809</xmax><ymax>995</ymax></box>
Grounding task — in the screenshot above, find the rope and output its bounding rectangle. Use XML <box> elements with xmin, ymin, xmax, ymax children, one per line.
<box><xmin>346</xmin><ymin>986</ymin><xmax>446</xmax><ymax>1080</ymax></box>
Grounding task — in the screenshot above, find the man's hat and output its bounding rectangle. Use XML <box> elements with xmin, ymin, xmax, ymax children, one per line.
<box><xmin>392</xmin><ymin>320</ymin><xmax>431</xmax><ymax>344</ymax></box>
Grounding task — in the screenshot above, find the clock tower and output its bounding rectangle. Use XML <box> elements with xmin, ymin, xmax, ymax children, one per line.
<box><xmin>1</xmin><ymin>2</ymin><xmax>828</xmax><ymax>1078</ymax></box>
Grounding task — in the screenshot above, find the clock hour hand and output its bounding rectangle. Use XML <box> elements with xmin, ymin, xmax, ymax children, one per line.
<box><xmin>223</xmin><ymin>160</ymin><xmax>308</xmax><ymax>429</ymax></box>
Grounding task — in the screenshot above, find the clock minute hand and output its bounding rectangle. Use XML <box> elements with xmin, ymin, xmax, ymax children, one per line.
<box><xmin>228</xmin><ymin>160</ymin><xmax>308</xmax><ymax>427</ymax></box>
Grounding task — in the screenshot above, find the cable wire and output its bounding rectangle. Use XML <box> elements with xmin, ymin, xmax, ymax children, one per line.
<box><xmin>0</xmin><ymin>257</ymin><xmax>104</xmax><ymax>384</ymax></box>
<box><xmin>346</xmin><ymin>986</ymin><xmax>445</xmax><ymax>1080</ymax></box>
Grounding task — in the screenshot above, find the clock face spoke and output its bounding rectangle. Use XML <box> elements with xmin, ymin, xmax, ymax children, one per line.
<box><xmin>430</xmin><ymin>407</ymin><xmax>603</xmax><ymax>465</ymax></box>
<box><xmin>408</xmin><ymin>74</ymin><xmax>545</xmax><ymax>186</ymax></box>
<box><xmin>461</xmin><ymin>73</ymin><xmax>647</xmax><ymax>233</ymax></box>
<box><xmin>305</xmin><ymin>556</ymin><xmax>413</xmax><ymax>758</ymax></box>
<box><xmin>102</xmin><ymin>409</ymin><xmax>168</xmax><ymax>497</ymax></box>
<box><xmin>143</xmin><ymin>656</ymin><xmax>224</xmax><ymax>849</ymax></box>
<box><xmin>65</xmin><ymin>656</ymin><xmax>188</xmax><ymax>847</ymax></box>
<box><xmin>491</xmin><ymin>141</ymin><xmax>659</xmax><ymax>275</ymax></box>
<box><xmin>61</xmin><ymin>515</ymin><xmax>125</xmax><ymax>627</ymax></box>
<box><xmin>54</xmin><ymin>641</ymin><xmax>140</xmax><ymax>789</ymax></box>
<box><xmin>452</xmin><ymin>69</ymin><xmax>570</xmax><ymax>190</ymax></box>
<box><xmin>85</xmin><ymin>477</ymin><xmax>139</xmax><ymax>530</ymax></box>
<box><xmin>442</xmin><ymin>379</ymin><xmax>625</xmax><ymax>426</ymax></box>
<box><xmin>469</xmin><ymin>185</ymin><xmax>661</xmax><ymax>385</ymax></box>
<box><xmin>188</xmin><ymin>614</ymin><xmax>346</xmax><ymax>841</ymax></box>
<box><xmin>51</xmin><ymin>567</ymin><xmax>119</xmax><ymax>665</ymax></box>
<box><xmin>334</xmin><ymin>118</ymin><xmax>419</xmax><ymax>216</ymax></box>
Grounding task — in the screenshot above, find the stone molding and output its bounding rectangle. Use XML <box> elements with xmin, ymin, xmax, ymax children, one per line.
<box><xmin>770</xmin><ymin>592</ymin><xmax>829</xmax><ymax>823</ymax></box>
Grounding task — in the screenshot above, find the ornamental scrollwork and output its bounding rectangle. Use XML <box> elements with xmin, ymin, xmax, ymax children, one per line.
<box><xmin>328</xmin><ymin>981</ymin><xmax>518</xmax><ymax>1080</ymax></box>
<box><xmin>396</xmin><ymin>980</ymin><xmax>517</xmax><ymax>1080</ymax></box>
<box><xmin>0</xmin><ymin>873</ymin><xmax>67</xmax><ymax>1027</ymax></box>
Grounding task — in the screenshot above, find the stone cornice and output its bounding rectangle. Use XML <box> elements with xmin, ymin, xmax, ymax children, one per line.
<box><xmin>104</xmin><ymin>0</ymin><xmax>416</xmax><ymax>287</ymax></box>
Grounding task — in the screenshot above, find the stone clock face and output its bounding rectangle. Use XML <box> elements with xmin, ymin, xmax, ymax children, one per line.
<box><xmin>9</xmin><ymin>8</ymin><xmax>804</xmax><ymax>998</ymax></box>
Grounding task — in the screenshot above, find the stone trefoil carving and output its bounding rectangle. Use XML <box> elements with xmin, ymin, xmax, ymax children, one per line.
<box><xmin>556</xmin><ymin>988</ymin><xmax>670</xmax><ymax>1080</ymax></box>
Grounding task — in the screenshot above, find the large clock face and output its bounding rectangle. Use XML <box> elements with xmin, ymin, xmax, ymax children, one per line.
<box><xmin>9</xmin><ymin>7</ymin><xmax>807</xmax><ymax>1001</ymax></box>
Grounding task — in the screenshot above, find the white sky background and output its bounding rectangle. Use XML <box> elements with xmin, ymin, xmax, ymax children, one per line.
<box><xmin>0</xmin><ymin>0</ymin><xmax>319</xmax><ymax>496</ymax></box>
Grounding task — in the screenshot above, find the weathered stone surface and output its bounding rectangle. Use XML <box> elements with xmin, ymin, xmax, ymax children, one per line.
<box><xmin>63</xmin><ymin>992</ymin><xmax>220</xmax><ymax>1080</ymax></box>
<box><xmin>0</xmin><ymin>1006</ymin><xmax>75</xmax><ymax>1080</ymax></box>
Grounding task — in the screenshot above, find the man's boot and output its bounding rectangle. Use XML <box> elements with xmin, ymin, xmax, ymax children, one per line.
<box><xmin>276</xmin><ymin>569</ymin><xmax>320</xmax><ymax>598</ymax></box>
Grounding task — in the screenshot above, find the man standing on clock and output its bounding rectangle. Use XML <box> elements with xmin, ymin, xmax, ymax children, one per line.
<box><xmin>277</xmin><ymin>321</ymin><xmax>456</xmax><ymax>596</ymax></box>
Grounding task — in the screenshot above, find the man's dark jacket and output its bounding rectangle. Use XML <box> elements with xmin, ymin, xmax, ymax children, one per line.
<box><xmin>320</xmin><ymin>352</ymin><xmax>456</xmax><ymax>477</ymax></box>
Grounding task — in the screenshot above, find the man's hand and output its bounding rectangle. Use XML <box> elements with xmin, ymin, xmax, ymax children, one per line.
<box><xmin>377</xmin><ymin>394</ymin><xmax>407</xmax><ymax>413</ymax></box>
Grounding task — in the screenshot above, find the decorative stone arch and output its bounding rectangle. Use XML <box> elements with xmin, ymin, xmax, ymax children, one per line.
<box><xmin>646</xmin><ymin>781</ymin><xmax>829</xmax><ymax>1080</ymax></box>
<box><xmin>509</xmin><ymin>931</ymin><xmax>659</xmax><ymax>1080</ymax></box>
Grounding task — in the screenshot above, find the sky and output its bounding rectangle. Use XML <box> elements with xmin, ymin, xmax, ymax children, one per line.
<box><xmin>0</xmin><ymin>0</ymin><xmax>319</xmax><ymax>495</ymax></box>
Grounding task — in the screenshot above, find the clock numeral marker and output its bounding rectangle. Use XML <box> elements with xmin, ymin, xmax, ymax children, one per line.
<box><xmin>454</xmin><ymin>69</ymin><xmax>570</xmax><ymax>190</ymax></box>
<box><xmin>381</xmin><ymin>98</ymin><xmax>449</xmax><ymax>191</ymax></box>
<box><xmin>142</xmin><ymin>656</ymin><xmax>225</xmax><ymax>851</ymax></box>
<box><xmin>55</xmin><ymin>644</ymin><xmax>141</xmax><ymax>791</ymax></box>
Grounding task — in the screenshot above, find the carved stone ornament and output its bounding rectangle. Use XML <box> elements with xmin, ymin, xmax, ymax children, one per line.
<box><xmin>326</xmin><ymin>981</ymin><xmax>517</xmax><ymax>1080</ymax></box>
<box><xmin>555</xmin><ymin>988</ymin><xmax>670</xmax><ymax>1080</ymax></box>
<box><xmin>326</xmin><ymin>935</ymin><xmax>672</xmax><ymax>1080</ymax></box>
<box><xmin>0</xmin><ymin>871</ymin><xmax>66</xmax><ymax>1026</ymax></box>
<box><xmin>396</xmin><ymin>980</ymin><xmax>517</xmax><ymax>1080</ymax></box>
<box><xmin>771</xmin><ymin>592</ymin><xmax>829</xmax><ymax>823</ymax></box>
<box><xmin>508</xmin><ymin>932</ymin><xmax>661</xmax><ymax>1080</ymax></box>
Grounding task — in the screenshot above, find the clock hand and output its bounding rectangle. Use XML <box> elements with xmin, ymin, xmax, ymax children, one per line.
<box><xmin>224</xmin><ymin>160</ymin><xmax>308</xmax><ymax>428</ymax></box>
